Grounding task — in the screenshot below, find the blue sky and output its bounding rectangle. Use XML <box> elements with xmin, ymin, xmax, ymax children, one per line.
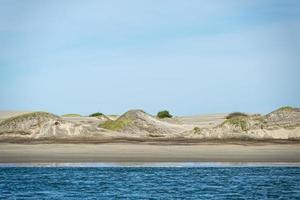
<box><xmin>0</xmin><ymin>0</ymin><xmax>300</xmax><ymax>116</ymax></box>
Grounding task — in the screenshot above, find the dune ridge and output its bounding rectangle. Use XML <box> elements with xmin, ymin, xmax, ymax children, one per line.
<box><xmin>0</xmin><ymin>106</ymin><xmax>300</xmax><ymax>143</ymax></box>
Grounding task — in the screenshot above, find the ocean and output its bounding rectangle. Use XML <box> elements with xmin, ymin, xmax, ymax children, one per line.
<box><xmin>1</xmin><ymin>164</ymin><xmax>300</xmax><ymax>199</ymax></box>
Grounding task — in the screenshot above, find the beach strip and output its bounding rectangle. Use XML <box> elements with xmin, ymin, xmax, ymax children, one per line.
<box><xmin>0</xmin><ymin>143</ymin><xmax>300</xmax><ymax>163</ymax></box>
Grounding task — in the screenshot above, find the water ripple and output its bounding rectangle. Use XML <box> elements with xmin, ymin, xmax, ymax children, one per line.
<box><xmin>1</xmin><ymin>166</ymin><xmax>300</xmax><ymax>199</ymax></box>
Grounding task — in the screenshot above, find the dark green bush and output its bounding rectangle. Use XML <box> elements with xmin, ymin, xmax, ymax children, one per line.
<box><xmin>89</xmin><ymin>112</ymin><xmax>104</xmax><ymax>117</ymax></box>
<box><xmin>157</xmin><ymin>110</ymin><xmax>172</xmax><ymax>119</ymax></box>
<box><xmin>226</xmin><ymin>112</ymin><xmax>248</xmax><ymax>119</ymax></box>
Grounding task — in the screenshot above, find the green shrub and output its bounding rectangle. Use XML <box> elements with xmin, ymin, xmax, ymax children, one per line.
<box><xmin>226</xmin><ymin>112</ymin><xmax>248</xmax><ymax>119</ymax></box>
<box><xmin>193</xmin><ymin>127</ymin><xmax>202</xmax><ymax>134</ymax></box>
<box><xmin>157</xmin><ymin>110</ymin><xmax>172</xmax><ymax>119</ymax></box>
<box><xmin>193</xmin><ymin>127</ymin><xmax>201</xmax><ymax>132</ymax></box>
<box><xmin>89</xmin><ymin>112</ymin><xmax>104</xmax><ymax>117</ymax></box>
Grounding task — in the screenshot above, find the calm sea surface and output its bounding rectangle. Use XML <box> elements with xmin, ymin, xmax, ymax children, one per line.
<box><xmin>1</xmin><ymin>164</ymin><xmax>300</xmax><ymax>199</ymax></box>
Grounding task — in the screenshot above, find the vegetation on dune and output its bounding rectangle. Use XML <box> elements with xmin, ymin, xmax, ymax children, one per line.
<box><xmin>193</xmin><ymin>127</ymin><xmax>201</xmax><ymax>132</ymax></box>
<box><xmin>100</xmin><ymin>118</ymin><xmax>132</xmax><ymax>131</ymax></box>
<box><xmin>107</xmin><ymin>114</ymin><xmax>118</xmax><ymax>117</ymax></box>
<box><xmin>0</xmin><ymin>112</ymin><xmax>59</xmax><ymax>126</ymax></box>
<box><xmin>89</xmin><ymin>112</ymin><xmax>104</xmax><ymax>117</ymax></box>
<box><xmin>224</xmin><ymin>112</ymin><xmax>249</xmax><ymax>131</ymax></box>
<box><xmin>223</xmin><ymin>117</ymin><xmax>248</xmax><ymax>131</ymax></box>
<box><xmin>193</xmin><ymin>127</ymin><xmax>202</xmax><ymax>134</ymax></box>
<box><xmin>62</xmin><ymin>114</ymin><xmax>82</xmax><ymax>117</ymax></box>
<box><xmin>99</xmin><ymin>110</ymin><xmax>146</xmax><ymax>131</ymax></box>
<box><xmin>277</xmin><ymin>106</ymin><xmax>295</xmax><ymax>112</ymax></box>
<box><xmin>157</xmin><ymin>110</ymin><xmax>172</xmax><ymax>119</ymax></box>
<box><xmin>226</xmin><ymin>112</ymin><xmax>248</xmax><ymax>119</ymax></box>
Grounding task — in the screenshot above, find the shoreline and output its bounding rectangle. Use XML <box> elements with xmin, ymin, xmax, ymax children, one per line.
<box><xmin>1</xmin><ymin>162</ymin><xmax>300</xmax><ymax>167</ymax></box>
<box><xmin>1</xmin><ymin>137</ymin><xmax>300</xmax><ymax>145</ymax></box>
<box><xmin>1</xmin><ymin>143</ymin><xmax>300</xmax><ymax>163</ymax></box>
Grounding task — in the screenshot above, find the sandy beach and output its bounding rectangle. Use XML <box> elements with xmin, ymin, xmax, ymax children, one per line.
<box><xmin>1</xmin><ymin>143</ymin><xmax>300</xmax><ymax>163</ymax></box>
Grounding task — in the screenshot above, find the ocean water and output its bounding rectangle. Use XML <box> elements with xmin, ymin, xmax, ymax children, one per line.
<box><xmin>1</xmin><ymin>164</ymin><xmax>300</xmax><ymax>199</ymax></box>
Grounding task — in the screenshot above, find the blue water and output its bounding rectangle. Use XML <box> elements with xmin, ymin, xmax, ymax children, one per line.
<box><xmin>1</xmin><ymin>166</ymin><xmax>300</xmax><ymax>199</ymax></box>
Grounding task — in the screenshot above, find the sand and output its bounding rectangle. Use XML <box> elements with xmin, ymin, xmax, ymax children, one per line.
<box><xmin>0</xmin><ymin>143</ymin><xmax>299</xmax><ymax>163</ymax></box>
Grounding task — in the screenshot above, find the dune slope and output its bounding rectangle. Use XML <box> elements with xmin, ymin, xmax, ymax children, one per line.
<box><xmin>0</xmin><ymin>107</ymin><xmax>299</xmax><ymax>142</ymax></box>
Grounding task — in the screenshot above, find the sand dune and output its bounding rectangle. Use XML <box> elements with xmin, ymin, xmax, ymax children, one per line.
<box><xmin>0</xmin><ymin>107</ymin><xmax>300</xmax><ymax>142</ymax></box>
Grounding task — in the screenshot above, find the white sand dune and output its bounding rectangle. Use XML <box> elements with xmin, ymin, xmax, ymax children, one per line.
<box><xmin>0</xmin><ymin>107</ymin><xmax>299</xmax><ymax>142</ymax></box>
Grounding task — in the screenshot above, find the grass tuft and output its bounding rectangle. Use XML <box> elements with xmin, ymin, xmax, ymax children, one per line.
<box><xmin>100</xmin><ymin>118</ymin><xmax>132</xmax><ymax>131</ymax></box>
<box><xmin>278</xmin><ymin>106</ymin><xmax>294</xmax><ymax>112</ymax></box>
<box><xmin>0</xmin><ymin>112</ymin><xmax>58</xmax><ymax>126</ymax></box>
<box><xmin>224</xmin><ymin>117</ymin><xmax>248</xmax><ymax>131</ymax></box>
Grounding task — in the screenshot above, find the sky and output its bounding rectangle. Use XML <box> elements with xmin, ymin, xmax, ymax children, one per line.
<box><xmin>0</xmin><ymin>0</ymin><xmax>300</xmax><ymax>116</ymax></box>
